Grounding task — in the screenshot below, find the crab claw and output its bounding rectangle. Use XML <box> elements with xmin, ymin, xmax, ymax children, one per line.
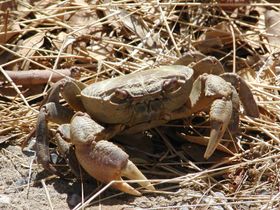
<box><xmin>75</xmin><ymin>140</ymin><xmax>155</xmax><ymax>196</ymax></box>
<box><xmin>71</xmin><ymin>113</ymin><xmax>155</xmax><ymax>195</ymax></box>
<box><xmin>189</xmin><ymin>74</ymin><xmax>234</xmax><ymax>159</ymax></box>
<box><xmin>204</xmin><ymin>98</ymin><xmax>232</xmax><ymax>159</ymax></box>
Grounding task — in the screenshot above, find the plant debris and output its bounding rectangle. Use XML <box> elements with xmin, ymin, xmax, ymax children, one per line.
<box><xmin>0</xmin><ymin>1</ymin><xmax>280</xmax><ymax>209</ymax></box>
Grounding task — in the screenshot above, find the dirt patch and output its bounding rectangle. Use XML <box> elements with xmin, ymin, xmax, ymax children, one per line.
<box><xmin>0</xmin><ymin>143</ymin><xmax>270</xmax><ymax>209</ymax></box>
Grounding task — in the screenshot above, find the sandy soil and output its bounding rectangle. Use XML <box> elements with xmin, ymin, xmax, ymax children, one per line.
<box><xmin>0</xmin><ymin>142</ymin><xmax>167</xmax><ymax>209</ymax></box>
<box><xmin>0</xmin><ymin>142</ymin><xmax>262</xmax><ymax>210</ymax></box>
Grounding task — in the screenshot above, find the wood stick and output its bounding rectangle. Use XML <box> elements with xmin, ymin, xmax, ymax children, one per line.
<box><xmin>0</xmin><ymin>67</ymin><xmax>81</xmax><ymax>85</ymax></box>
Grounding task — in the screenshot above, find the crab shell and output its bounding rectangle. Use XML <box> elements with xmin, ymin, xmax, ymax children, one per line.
<box><xmin>81</xmin><ymin>65</ymin><xmax>194</xmax><ymax>127</ymax></box>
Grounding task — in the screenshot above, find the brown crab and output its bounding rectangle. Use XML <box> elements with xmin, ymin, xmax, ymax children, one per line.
<box><xmin>35</xmin><ymin>51</ymin><xmax>259</xmax><ymax>195</ymax></box>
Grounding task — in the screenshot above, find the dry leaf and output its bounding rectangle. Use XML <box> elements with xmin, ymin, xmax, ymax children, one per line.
<box><xmin>87</xmin><ymin>42</ymin><xmax>114</xmax><ymax>61</ymax></box>
<box><xmin>265</xmin><ymin>10</ymin><xmax>280</xmax><ymax>53</ymax></box>
<box><xmin>116</xmin><ymin>10</ymin><xmax>160</xmax><ymax>48</ymax></box>
<box><xmin>194</xmin><ymin>21</ymin><xmax>240</xmax><ymax>54</ymax></box>
<box><xmin>16</xmin><ymin>32</ymin><xmax>45</xmax><ymax>70</ymax></box>
<box><xmin>0</xmin><ymin>8</ymin><xmax>21</xmax><ymax>44</ymax></box>
<box><xmin>67</xmin><ymin>7</ymin><xmax>99</xmax><ymax>35</ymax></box>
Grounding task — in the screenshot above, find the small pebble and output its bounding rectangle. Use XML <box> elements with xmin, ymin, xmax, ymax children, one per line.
<box><xmin>50</xmin><ymin>153</ymin><xmax>59</xmax><ymax>164</ymax></box>
<box><xmin>68</xmin><ymin>193</ymin><xmax>81</xmax><ymax>206</ymax></box>
<box><xmin>22</xmin><ymin>139</ymin><xmax>36</xmax><ymax>156</ymax></box>
<box><xmin>0</xmin><ymin>194</ymin><xmax>10</xmax><ymax>204</ymax></box>
<box><xmin>15</xmin><ymin>178</ymin><xmax>28</xmax><ymax>187</ymax></box>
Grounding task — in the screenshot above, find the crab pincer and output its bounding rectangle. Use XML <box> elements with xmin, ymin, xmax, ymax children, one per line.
<box><xmin>70</xmin><ymin>112</ymin><xmax>155</xmax><ymax>196</ymax></box>
<box><xmin>188</xmin><ymin>73</ymin><xmax>237</xmax><ymax>159</ymax></box>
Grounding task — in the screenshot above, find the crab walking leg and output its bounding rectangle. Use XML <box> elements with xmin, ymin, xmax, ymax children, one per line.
<box><xmin>36</xmin><ymin>79</ymin><xmax>78</xmax><ymax>175</ymax></box>
<box><xmin>204</xmin><ymin>98</ymin><xmax>232</xmax><ymax>159</ymax></box>
<box><xmin>36</xmin><ymin>108</ymin><xmax>55</xmax><ymax>174</ymax></box>
<box><xmin>36</xmin><ymin>78</ymin><xmax>89</xmax><ymax>175</ymax></box>
<box><xmin>227</xmin><ymin>88</ymin><xmax>240</xmax><ymax>135</ymax></box>
<box><xmin>36</xmin><ymin>102</ymin><xmax>74</xmax><ymax>175</ymax></box>
<box><xmin>60</xmin><ymin>79</ymin><xmax>87</xmax><ymax>112</ymax></box>
<box><xmin>174</xmin><ymin>50</ymin><xmax>206</xmax><ymax>66</ymax></box>
<box><xmin>221</xmin><ymin>73</ymin><xmax>259</xmax><ymax>118</ymax></box>
<box><xmin>55</xmin><ymin>124</ymin><xmax>92</xmax><ymax>179</ymax></box>
<box><xmin>190</xmin><ymin>56</ymin><xmax>225</xmax><ymax>79</ymax></box>
<box><xmin>70</xmin><ymin>112</ymin><xmax>155</xmax><ymax>195</ymax></box>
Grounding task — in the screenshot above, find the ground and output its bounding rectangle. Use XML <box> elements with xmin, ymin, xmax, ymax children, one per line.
<box><xmin>1</xmin><ymin>140</ymin><xmax>276</xmax><ymax>210</ymax></box>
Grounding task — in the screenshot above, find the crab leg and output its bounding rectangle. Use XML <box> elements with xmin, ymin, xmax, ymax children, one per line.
<box><xmin>227</xmin><ymin>88</ymin><xmax>241</xmax><ymax>135</ymax></box>
<box><xmin>205</xmin><ymin>98</ymin><xmax>232</xmax><ymax>159</ymax></box>
<box><xmin>221</xmin><ymin>73</ymin><xmax>259</xmax><ymax>118</ymax></box>
<box><xmin>175</xmin><ymin>51</ymin><xmax>225</xmax><ymax>80</ymax></box>
<box><xmin>70</xmin><ymin>112</ymin><xmax>155</xmax><ymax>195</ymax></box>
<box><xmin>36</xmin><ymin>102</ymin><xmax>74</xmax><ymax>176</ymax></box>
<box><xmin>54</xmin><ymin>124</ymin><xmax>97</xmax><ymax>180</ymax></box>
<box><xmin>174</xmin><ymin>50</ymin><xmax>206</xmax><ymax>66</ymax></box>
<box><xmin>188</xmin><ymin>74</ymin><xmax>235</xmax><ymax>159</ymax></box>
<box><xmin>36</xmin><ymin>79</ymin><xmax>82</xmax><ymax>175</ymax></box>
<box><xmin>204</xmin><ymin>73</ymin><xmax>260</xmax><ymax>158</ymax></box>
<box><xmin>36</xmin><ymin>79</ymin><xmax>88</xmax><ymax>175</ymax></box>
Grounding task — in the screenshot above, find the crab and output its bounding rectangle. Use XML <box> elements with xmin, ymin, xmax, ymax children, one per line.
<box><xmin>35</xmin><ymin>51</ymin><xmax>259</xmax><ymax>196</ymax></box>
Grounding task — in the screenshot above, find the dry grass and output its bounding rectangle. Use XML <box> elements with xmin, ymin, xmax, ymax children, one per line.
<box><xmin>0</xmin><ymin>1</ymin><xmax>280</xmax><ymax>209</ymax></box>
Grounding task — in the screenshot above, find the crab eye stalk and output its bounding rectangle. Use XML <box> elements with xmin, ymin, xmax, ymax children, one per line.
<box><xmin>163</xmin><ymin>78</ymin><xmax>181</xmax><ymax>93</ymax></box>
<box><xmin>110</xmin><ymin>89</ymin><xmax>129</xmax><ymax>104</ymax></box>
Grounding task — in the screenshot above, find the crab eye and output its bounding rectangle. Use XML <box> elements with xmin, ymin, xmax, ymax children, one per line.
<box><xmin>163</xmin><ymin>78</ymin><xmax>180</xmax><ymax>93</ymax></box>
<box><xmin>114</xmin><ymin>89</ymin><xmax>128</xmax><ymax>100</ymax></box>
<box><xmin>110</xmin><ymin>88</ymin><xmax>129</xmax><ymax>104</ymax></box>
